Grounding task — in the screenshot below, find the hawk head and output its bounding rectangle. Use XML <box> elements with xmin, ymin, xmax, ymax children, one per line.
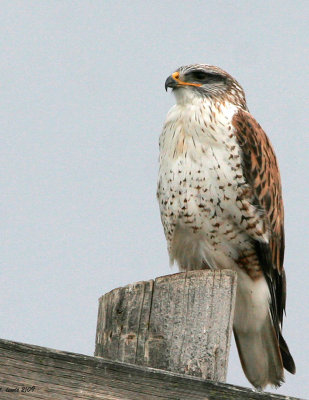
<box><xmin>165</xmin><ymin>64</ymin><xmax>247</xmax><ymax>108</ymax></box>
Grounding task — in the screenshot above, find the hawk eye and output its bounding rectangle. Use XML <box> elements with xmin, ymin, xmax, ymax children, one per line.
<box><xmin>191</xmin><ymin>71</ymin><xmax>208</xmax><ymax>80</ymax></box>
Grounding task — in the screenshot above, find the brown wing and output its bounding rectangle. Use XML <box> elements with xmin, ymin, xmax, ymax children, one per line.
<box><xmin>232</xmin><ymin>109</ymin><xmax>286</xmax><ymax>328</ymax></box>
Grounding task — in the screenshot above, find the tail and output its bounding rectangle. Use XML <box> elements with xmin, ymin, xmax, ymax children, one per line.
<box><xmin>233</xmin><ymin>272</ymin><xmax>295</xmax><ymax>389</ymax></box>
<box><xmin>279</xmin><ymin>330</ymin><xmax>296</xmax><ymax>375</ymax></box>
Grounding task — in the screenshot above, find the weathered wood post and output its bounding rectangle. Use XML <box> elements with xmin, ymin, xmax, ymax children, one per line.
<box><xmin>95</xmin><ymin>269</ymin><xmax>237</xmax><ymax>383</ymax></box>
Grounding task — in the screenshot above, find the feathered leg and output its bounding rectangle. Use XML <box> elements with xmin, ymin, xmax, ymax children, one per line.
<box><xmin>233</xmin><ymin>270</ymin><xmax>284</xmax><ymax>389</ymax></box>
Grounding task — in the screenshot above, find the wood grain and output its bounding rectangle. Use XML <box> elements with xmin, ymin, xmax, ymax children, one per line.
<box><xmin>95</xmin><ymin>270</ymin><xmax>236</xmax><ymax>381</ymax></box>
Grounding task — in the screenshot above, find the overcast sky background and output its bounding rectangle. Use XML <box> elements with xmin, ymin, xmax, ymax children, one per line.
<box><xmin>1</xmin><ymin>1</ymin><xmax>308</xmax><ymax>398</ymax></box>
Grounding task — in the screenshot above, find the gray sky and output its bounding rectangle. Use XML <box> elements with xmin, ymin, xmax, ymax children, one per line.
<box><xmin>1</xmin><ymin>1</ymin><xmax>308</xmax><ymax>397</ymax></box>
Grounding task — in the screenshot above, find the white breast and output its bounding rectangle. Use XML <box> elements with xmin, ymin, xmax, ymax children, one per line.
<box><xmin>157</xmin><ymin>96</ymin><xmax>249</xmax><ymax>270</ymax></box>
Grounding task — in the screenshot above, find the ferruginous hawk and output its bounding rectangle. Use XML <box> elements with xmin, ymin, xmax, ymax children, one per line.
<box><xmin>157</xmin><ymin>64</ymin><xmax>295</xmax><ymax>389</ymax></box>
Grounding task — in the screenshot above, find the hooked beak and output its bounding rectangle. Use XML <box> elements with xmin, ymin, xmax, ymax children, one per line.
<box><xmin>165</xmin><ymin>75</ymin><xmax>177</xmax><ymax>91</ymax></box>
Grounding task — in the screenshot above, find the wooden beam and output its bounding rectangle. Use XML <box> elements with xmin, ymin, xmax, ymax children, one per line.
<box><xmin>0</xmin><ymin>339</ymin><xmax>303</xmax><ymax>400</ymax></box>
<box><xmin>95</xmin><ymin>270</ymin><xmax>237</xmax><ymax>382</ymax></box>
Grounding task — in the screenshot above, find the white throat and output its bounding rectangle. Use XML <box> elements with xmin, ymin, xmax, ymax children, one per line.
<box><xmin>160</xmin><ymin>93</ymin><xmax>239</xmax><ymax>161</ymax></box>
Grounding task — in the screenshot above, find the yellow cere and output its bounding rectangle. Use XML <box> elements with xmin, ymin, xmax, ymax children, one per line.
<box><xmin>172</xmin><ymin>72</ymin><xmax>202</xmax><ymax>88</ymax></box>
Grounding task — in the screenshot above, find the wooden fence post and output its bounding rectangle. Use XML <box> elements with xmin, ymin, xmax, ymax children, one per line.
<box><xmin>95</xmin><ymin>270</ymin><xmax>237</xmax><ymax>383</ymax></box>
